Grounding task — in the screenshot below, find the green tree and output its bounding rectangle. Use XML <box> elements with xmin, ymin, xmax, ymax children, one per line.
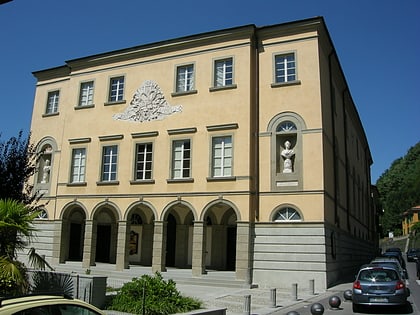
<box><xmin>376</xmin><ymin>142</ymin><xmax>420</xmax><ymax>235</ymax></box>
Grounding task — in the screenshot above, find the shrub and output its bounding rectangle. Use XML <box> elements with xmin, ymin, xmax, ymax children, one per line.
<box><xmin>108</xmin><ymin>272</ymin><xmax>202</xmax><ymax>315</ymax></box>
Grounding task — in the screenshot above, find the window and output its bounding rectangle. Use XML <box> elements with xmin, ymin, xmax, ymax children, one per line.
<box><xmin>46</xmin><ymin>90</ymin><xmax>59</xmax><ymax>114</ymax></box>
<box><xmin>274</xmin><ymin>207</ymin><xmax>301</xmax><ymax>221</ymax></box>
<box><xmin>211</xmin><ymin>136</ymin><xmax>232</xmax><ymax>177</ymax></box>
<box><xmin>176</xmin><ymin>64</ymin><xmax>194</xmax><ymax>92</ymax></box>
<box><xmin>172</xmin><ymin>139</ymin><xmax>191</xmax><ymax>179</ymax></box>
<box><xmin>101</xmin><ymin>145</ymin><xmax>118</xmax><ymax>181</ymax></box>
<box><xmin>108</xmin><ymin>76</ymin><xmax>125</xmax><ymax>102</ymax></box>
<box><xmin>135</xmin><ymin>143</ymin><xmax>153</xmax><ymax>180</ymax></box>
<box><xmin>275</xmin><ymin>53</ymin><xmax>296</xmax><ymax>83</ymax></box>
<box><xmin>214</xmin><ymin>58</ymin><xmax>233</xmax><ymax>87</ymax></box>
<box><xmin>71</xmin><ymin>148</ymin><xmax>86</xmax><ymax>183</ymax></box>
<box><xmin>79</xmin><ymin>81</ymin><xmax>94</xmax><ymax>106</ymax></box>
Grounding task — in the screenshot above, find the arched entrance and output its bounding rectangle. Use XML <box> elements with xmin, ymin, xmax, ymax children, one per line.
<box><xmin>203</xmin><ymin>203</ymin><xmax>238</xmax><ymax>271</ymax></box>
<box><xmin>93</xmin><ymin>207</ymin><xmax>118</xmax><ymax>264</ymax></box>
<box><xmin>61</xmin><ymin>205</ymin><xmax>86</xmax><ymax>262</ymax></box>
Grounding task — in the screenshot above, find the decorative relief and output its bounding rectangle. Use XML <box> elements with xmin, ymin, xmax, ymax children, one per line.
<box><xmin>113</xmin><ymin>80</ymin><xmax>182</xmax><ymax>122</ymax></box>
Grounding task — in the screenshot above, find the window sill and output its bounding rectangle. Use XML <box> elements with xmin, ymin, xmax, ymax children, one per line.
<box><xmin>206</xmin><ymin>176</ymin><xmax>236</xmax><ymax>182</ymax></box>
<box><xmin>104</xmin><ymin>100</ymin><xmax>126</xmax><ymax>106</ymax></box>
<box><xmin>167</xmin><ymin>178</ymin><xmax>194</xmax><ymax>183</ymax></box>
<box><xmin>67</xmin><ymin>182</ymin><xmax>87</xmax><ymax>187</ymax></box>
<box><xmin>271</xmin><ymin>80</ymin><xmax>301</xmax><ymax>88</ymax></box>
<box><xmin>75</xmin><ymin>104</ymin><xmax>95</xmax><ymax>110</ymax></box>
<box><xmin>171</xmin><ymin>90</ymin><xmax>198</xmax><ymax>97</ymax></box>
<box><xmin>42</xmin><ymin>112</ymin><xmax>59</xmax><ymax>117</ymax></box>
<box><xmin>96</xmin><ymin>180</ymin><xmax>120</xmax><ymax>186</ymax></box>
<box><xmin>130</xmin><ymin>179</ymin><xmax>155</xmax><ymax>185</ymax></box>
<box><xmin>209</xmin><ymin>84</ymin><xmax>237</xmax><ymax>92</ymax></box>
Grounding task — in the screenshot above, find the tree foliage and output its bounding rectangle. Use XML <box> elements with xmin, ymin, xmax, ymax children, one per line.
<box><xmin>376</xmin><ymin>141</ymin><xmax>420</xmax><ymax>234</ymax></box>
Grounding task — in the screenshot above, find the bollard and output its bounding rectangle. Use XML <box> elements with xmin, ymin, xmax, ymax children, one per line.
<box><xmin>309</xmin><ymin>279</ymin><xmax>315</xmax><ymax>295</ymax></box>
<box><xmin>243</xmin><ymin>294</ymin><xmax>251</xmax><ymax>315</ymax></box>
<box><xmin>292</xmin><ymin>283</ymin><xmax>298</xmax><ymax>300</ymax></box>
<box><xmin>270</xmin><ymin>288</ymin><xmax>276</xmax><ymax>307</ymax></box>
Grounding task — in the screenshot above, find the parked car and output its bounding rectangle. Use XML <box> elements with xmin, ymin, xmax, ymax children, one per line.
<box><xmin>352</xmin><ymin>264</ymin><xmax>410</xmax><ymax>313</ymax></box>
<box><xmin>406</xmin><ymin>248</ymin><xmax>420</xmax><ymax>262</ymax></box>
<box><xmin>0</xmin><ymin>294</ymin><xmax>105</xmax><ymax>314</ymax></box>
<box><xmin>382</xmin><ymin>250</ymin><xmax>406</xmax><ymax>269</ymax></box>
<box><xmin>370</xmin><ymin>257</ymin><xmax>408</xmax><ymax>281</ymax></box>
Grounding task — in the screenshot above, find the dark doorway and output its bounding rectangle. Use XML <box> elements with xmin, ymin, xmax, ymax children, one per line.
<box><xmin>226</xmin><ymin>227</ymin><xmax>237</xmax><ymax>271</ymax></box>
<box><xmin>165</xmin><ymin>214</ymin><xmax>176</xmax><ymax>267</ymax></box>
<box><xmin>68</xmin><ymin>223</ymin><xmax>83</xmax><ymax>261</ymax></box>
<box><xmin>96</xmin><ymin>225</ymin><xmax>111</xmax><ymax>263</ymax></box>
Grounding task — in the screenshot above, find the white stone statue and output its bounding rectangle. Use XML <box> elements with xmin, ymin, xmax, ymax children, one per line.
<box><xmin>41</xmin><ymin>159</ymin><xmax>51</xmax><ymax>183</ymax></box>
<box><xmin>281</xmin><ymin>141</ymin><xmax>295</xmax><ymax>173</ymax></box>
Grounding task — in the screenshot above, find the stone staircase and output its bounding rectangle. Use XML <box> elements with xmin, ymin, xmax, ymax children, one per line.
<box><xmin>52</xmin><ymin>262</ymin><xmax>246</xmax><ymax>289</ymax></box>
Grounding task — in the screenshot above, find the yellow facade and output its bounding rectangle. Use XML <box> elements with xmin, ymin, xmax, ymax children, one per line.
<box><xmin>402</xmin><ymin>206</ymin><xmax>420</xmax><ymax>235</ymax></box>
<box><xmin>28</xmin><ymin>17</ymin><xmax>376</xmax><ymax>290</ymax></box>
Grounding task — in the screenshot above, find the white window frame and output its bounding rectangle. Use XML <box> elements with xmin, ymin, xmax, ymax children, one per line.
<box><xmin>108</xmin><ymin>76</ymin><xmax>125</xmax><ymax>102</ymax></box>
<box><xmin>176</xmin><ymin>64</ymin><xmax>194</xmax><ymax>92</ymax></box>
<box><xmin>70</xmin><ymin>148</ymin><xmax>86</xmax><ymax>183</ymax></box>
<box><xmin>214</xmin><ymin>58</ymin><xmax>233</xmax><ymax>87</ymax></box>
<box><xmin>101</xmin><ymin>145</ymin><xmax>118</xmax><ymax>181</ymax></box>
<box><xmin>79</xmin><ymin>81</ymin><xmax>94</xmax><ymax>107</ymax></box>
<box><xmin>211</xmin><ymin>136</ymin><xmax>232</xmax><ymax>177</ymax></box>
<box><xmin>46</xmin><ymin>90</ymin><xmax>60</xmax><ymax>114</ymax></box>
<box><xmin>171</xmin><ymin>139</ymin><xmax>191</xmax><ymax>179</ymax></box>
<box><xmin>274</xmin><ymin>207</ymin><xmax>302</xmax><ymax>222</ymax></box>
<box><xmin>274</xmin><ymin>53</ymin><xmax>297</xmax><ymax>83</ymax></box>
<box><xmin>135</xmin><ymin>142</ymin><xmax>153</xmax><ymax>180</ymax></box>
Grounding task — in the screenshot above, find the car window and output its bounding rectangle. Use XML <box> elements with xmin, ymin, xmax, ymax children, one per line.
<box><xmin>359</xmin><ymin>269</ymin><xmax>398</xmax><ymax>282</ymax></box>
<box><xmin>13</xmin><ymin>304</ymin><xmax>101</xmax><ymax>315</ymax></box>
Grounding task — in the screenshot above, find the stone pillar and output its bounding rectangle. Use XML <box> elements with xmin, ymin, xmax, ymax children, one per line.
<box><xmin>152</xmin><ymin>221</ymin><xmax>167</xmax><ymax>273</ymax></box>
<box><xmin>235</xmin><ymin>222</ymin><xmax>252</xmax><ymax>284</ymax></box>
<box><xmin>116</xmin><ymin>220</ymin><xmax>129</xmax><ymax>271</ymax></box>
<box><xmin>192</xmin><ymin>221</ymin><xmax>206</xmax><ymax>276</ymax></box>
<box><xmin>52</xmin><ymin>220</ymin><xmax>63</xmax><ymax>265</ymax></box>
<box><xmin>82</xmin><ymin>220</ymin><xmax>95</xmax><ymax>269</ymax></box>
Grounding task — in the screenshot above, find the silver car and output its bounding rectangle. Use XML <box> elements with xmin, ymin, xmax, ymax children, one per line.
<box><xmin>352</xmin><ymin>264</ymin><xmax>410</xmax><ymax>313</ymax></box>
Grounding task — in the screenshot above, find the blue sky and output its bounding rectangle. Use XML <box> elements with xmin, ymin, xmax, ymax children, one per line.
<box><xmin>0</xmin><ymin>0</ymin><xmax>419</xmax><ymax>183</ymax></box>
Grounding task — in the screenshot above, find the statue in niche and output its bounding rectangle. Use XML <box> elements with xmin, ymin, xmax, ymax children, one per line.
<box><xmin>281</xmin><ymin>140</ymin><xmax>295</xmax><ymax>173</ymax></box>
<box><xmin>41</xmin><ymin>159</ymin><xmax>51</xmax><ymax>183</ymax></box>
<box><xmin>113</xmin><ymin>80</ymin><xmax>182</xmax><ymax>123</ymax></box>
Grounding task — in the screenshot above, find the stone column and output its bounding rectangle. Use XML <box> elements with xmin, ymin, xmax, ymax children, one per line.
<box><xmin>235</xmin><ymin>222</ymin><xmax>252</xmax><ymax>284</ymax></box>
<box><xmin>82</xmin><ymin>220</ymin><xmax>95</xmax><ymax>269</ymax></box>
<box><xmin>152</xmin><ymin>221</ymin><xmax>167</xmax><ymax>272</ymax></box>
<box><xmin>116</xmin><ymin>220</ymin><xmax>130</xmax><ymax>271</ymax></box>
<box><xmin>192</xmin><ymin>221</ymin><xmax>206</xmax><ymax>276</ymax></box>
<box><xmin>52</xmin><ymin>220</ymin><xmax>63</xmax><ymax>265</ymax></box>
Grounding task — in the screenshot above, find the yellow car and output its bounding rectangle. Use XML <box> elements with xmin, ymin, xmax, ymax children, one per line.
<box><xmin>0</xmin><ymin>294</ymin><xmax>106</xmax><ymax>315</ymax></box>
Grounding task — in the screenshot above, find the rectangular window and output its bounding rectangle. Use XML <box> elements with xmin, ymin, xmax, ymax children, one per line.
<box><xmin>212</xmin><ymin>136</ymin><xmax>232</xmax><ymax>177</ymax></box>
<box><xmin>176</xmin><ymin>65</ymin><xmax>194</xmax><ymax>92</ymax></box>
<box><xmin>71</xmin><ymin>148</ymin><xmax>86</xmax><ymax>183</ymax></box>
<box><xmin>214</xmin><ymin>58</ymin><xmax>233</xmax><ymax>87</ymax></box>
<box><xmin>46</xmin><ymin>90</ymin><xmax>60</xmax><ymax>114</ymax></box>
<box><xmin>135</xmin><ymin>143</ymin><xmax>153</xmax><ymax>180</ymax></box>
<box><xmin>101</xmin><ymin>145</ymin><xmax>118</xmax><ymax>181</ymax></box>
<box><xmin>172</xmin><ymin>139</ymin><xmax>191</xmax><ymax>179</ymax></box>
<box><xmin>79</xmin><ymin>81</ymin><xmax>94</xmax><ymax>106</ymax></box>
<box><xmin>275</xmin><ymin>53</ymin><xmax>296</xmax><ymax>83</ymax></box>
<box><xmin>108</xmin><ymin>76</ymin><xmax>125</xmax><ymax>102</ymax></box>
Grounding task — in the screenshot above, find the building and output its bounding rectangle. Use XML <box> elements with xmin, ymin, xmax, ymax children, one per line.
<box><xmin>27</xmin><ymin>17</ymin><xmax>377</xmax><ymax>290</ymax></box>
<box><xmin>402</xmin><ymin>206</ymin><xmax>420</xmax><ymax>235</ymax></box>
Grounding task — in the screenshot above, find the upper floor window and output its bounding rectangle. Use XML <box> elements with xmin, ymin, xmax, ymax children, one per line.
<box><xmin>176</xmin><ymin>64</ymin><xmax>194</xmax><ymax>92</ymax></box>
<box><xmin>101</xmin><ymin>145</ymin><xmax>118</xmax><ymax>181</ymax></box>
<box><xmin>172</xmin><ymin>139</ymin><xmax>191</xmax><ymax>179</ymax></box>
<box><xmin>108</xmin><ymin>76</ymin><xmax>125</xmax><ymax>102</ymax></box>
<box><xmin>79</xmin><ymin>81</ymin><xmax>94</xmax><ymax>107</ymax></box>
<box><xmin>71</xmin><ymin>148</ymin><xmax>86</xmax><ymax>183</ymax></box>
<box><xmin>46</xmin><ymin>90</ymin><xmax>60</xmax><ymax>114</ymax></box>
<box><xmin>275</xmin><ymin>53</ymin><xmax>296</xmax><ymax>83</ymax></box>
<box><xmin>274</xmin><ymin>207</ymin><xmax>302</xmax><ymax>221</ymax></box>
<box><xmin>135</xmin><ymin>143</ymin><xmax>153</xmax><ymax>180</ymax></box>
<box><xmin>214</xmin><ymin>58</ymin><xmax>233</xmax><ymax>87</ymax></box>
<box><xmin>211</xmin><ymin>136</ymin><xmax>232</xmax><ymax>177</ymax></box>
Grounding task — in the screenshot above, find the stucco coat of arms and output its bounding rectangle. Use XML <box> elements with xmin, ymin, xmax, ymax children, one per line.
<box><xmin>113</xmin><ymin>80</ymin><xmax>182</xmax><ymax>122</ymax></box>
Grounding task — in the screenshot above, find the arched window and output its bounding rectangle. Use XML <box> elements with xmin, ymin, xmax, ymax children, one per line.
<box><xmin>36</xmin><ymin>209</ymin><xmax>48</xmax><ymax>220</ymax></box>
<box><xmin>274</xmin><ymin>207</ymin><xmax>302</xmax><ymax>222</ymax></box>
<box><xmin>130</xmin><ymin>213</ymin><xmax>142</xmax><ymax>225</ymax></box>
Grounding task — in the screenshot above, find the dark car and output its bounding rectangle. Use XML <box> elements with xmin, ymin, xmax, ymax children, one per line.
<box><xmin>352</xmin><ymin>265</ymin><xmax>410</xmax><ymax>313</ymax></box>
<box><xmin>406</xmin><ymin>248</ymin><xmax>420</xmax><ymax>262</ymax></box>
<box><xmin>382</xmin><ymin>251</ymin><xmax>406</xmax><ymax>269</ymax></box>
